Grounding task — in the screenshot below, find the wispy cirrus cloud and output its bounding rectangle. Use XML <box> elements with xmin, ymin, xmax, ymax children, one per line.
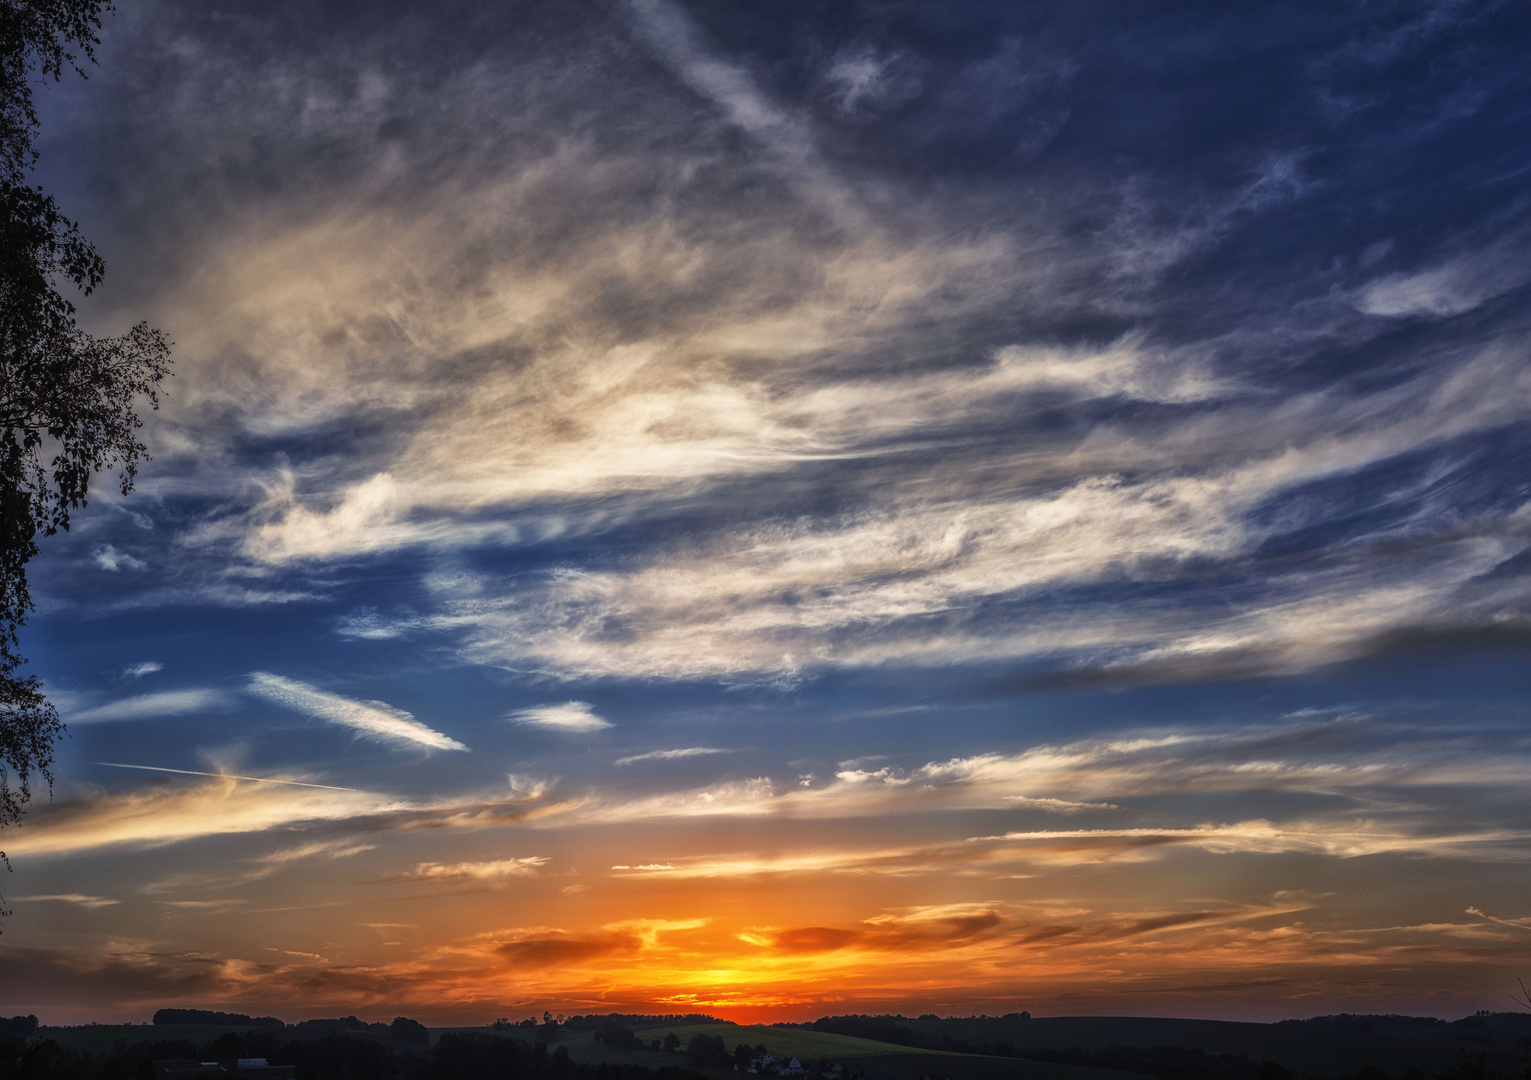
<box><xmin>403</xmin><ymin>857</ymin><xmax>549</xmax><ymax>882</ymax></box>
<box><xmin>423</xmin><ymin>345</ymin><xmax>1531</xmax><ymax>684</ymax></box>
<box><xmin>566</xmin><ymin>717</ymin><xmax>1531</xmax><ymax>866</ymax></box>
<box><xmin>6</xmin><ymin>779</ymin><xmax>408</xmax><ymax>858</ymax></box>
<box><xmin>63</xmin><ymin>688</ymin><xmax>234</xmax><ymax>724</ymax></box>
<box><xmin>258</xmin><ymin>839</ymin><xmax>378</xmax><ymax>864</ymax></box>
<box><xmin>1355</xmin><ymin>244</ymin><xmax>1531</xmax><ymax>318</ymax></box>
<box><xmin>247</xmin><ymin>672</ymin><xmax>468</xmax><ymax>751</ymax></box>
<box><xmin>614</xmin><ymin>747</ymin><xmax>731</xmax><ymax>766</ymax></box>
<box><xmin>140</xmin><ymin>839</ymin><xmax>379</xmax><ymax>895</ymax></box>
<box><xmin>506</xmin><ymin>702</ymin><xmax>611</xmax><ymax>733</ymax></box>
<box><xmin>604</xmin><ymin>818</ymin><xmax>1529</xmax><ymax>881</ymax></box>
<box><xmin>93</xmin><ymin>544</ymin><xmax>146</xmax><ymax>572</ymax></box>
<box><xmin>10</xmin><ymin>894</ymin><xmax>121</xmax><ymax>909</ymax></box>
<box><xmin>45</xmin><ymin>0</ymin><xmax>1527</xmax><ymax>704</ymax></box>
<box><xmin>609</xmin><ymin>845</ymin><xmax>957</xmax><ymax>879</ymax></box>
<box><xmin>4</xmin><ymin>771</ymin><xmax>571</xmax><ymax>858</ymax></box>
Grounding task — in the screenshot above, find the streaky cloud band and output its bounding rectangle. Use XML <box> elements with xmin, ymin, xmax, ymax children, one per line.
<box><xmin>505</xmin><ymin>702</ymin><xmax>612</xmax><ymax>732</ymax></box>
<box><xmin>246</xmin><ymin>672</ymin><xmax>468</xmax><ymax>751</ymax></box>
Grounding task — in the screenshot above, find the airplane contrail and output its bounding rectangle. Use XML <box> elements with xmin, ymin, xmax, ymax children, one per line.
<box><xmin>94</xmin><ymin>762</ymin><xmax>358</xmax><ymax>792</ymax></box>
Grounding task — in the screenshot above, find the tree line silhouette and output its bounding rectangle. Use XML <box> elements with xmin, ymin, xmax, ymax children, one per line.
<box><xmin>0</xmin><ymin>1029</ymin><xmax>713</xmax><ymax>1080</ymax></box>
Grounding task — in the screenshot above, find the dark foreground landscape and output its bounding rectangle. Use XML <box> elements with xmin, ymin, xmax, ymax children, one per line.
<box><xmin>4</xmin><ymin>1010</ymin><xmax>1530</xmax><ymax>1080</ymax></box>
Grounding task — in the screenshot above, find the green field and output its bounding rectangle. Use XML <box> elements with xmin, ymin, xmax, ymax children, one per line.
<box><xmin>636</xmin><ymin>1024</ymin><xmax>969</xmax><ymax>1061</ymax></box>
<box><xmin>543</xmin><ymin>1023</ymin><xmax>1143</xmax><ymax>1080</ymax></box>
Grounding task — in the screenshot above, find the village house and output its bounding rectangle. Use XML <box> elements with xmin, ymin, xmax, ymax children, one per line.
<box><xmin>735</xmin><ymin>1053</ymin><xmax>840</xmax><ymax>1079</ymax></box>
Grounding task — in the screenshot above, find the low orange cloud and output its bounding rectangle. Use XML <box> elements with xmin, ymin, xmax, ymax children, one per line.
<box><xmin>11</xmin><ymin>893</ymin><xmax>1531</xmax><ymax>1024</ymax></box>
<box><xmin>766</xmin><ymin>927</ymin><xmax>862</xmax><ymax>954</ymax></box>
<box><xmin>495</xmin><ymin>932</ymin><xmax>643</xmax><ymax>968</ymax></box>
<box><xmin>863</xmin><ymin>910</ymin><xmax>1005</xmax><ymax>947</ymax></box>
<box><xmin>750</xmin><ymin>908</ymin><xmax>1006</xmax><ymax>956</ymax></box>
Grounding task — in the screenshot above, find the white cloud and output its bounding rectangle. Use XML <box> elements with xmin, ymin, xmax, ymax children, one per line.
<box><xmin>823</xmin><ymin>43</ymin><xmax>923</xmax><ymax>115</ymax></box>
<box><xmin>505</xmin><ymin>702</ymin><xmax>611</xmax><ymax>733</ymax></box>
<box><xmin>214</xmin><ymin>230</ymin><xmax>1029</xmax><ymax>568</ymax></box>
<box><xmin>1003</xmin><ymin>796</ymin><xmax>1124</xmax><ymax>813</ymax></box>
<box><xmin>93</xmin><ymin>544</ymin><xmax>146</xmax><ymax>571</ymax></box>
<box><xmin>247</xmin><ymin>672</ymin><xmax>468</xmax><ymax>751</ymax></box>
<box><xmin>5</xmin><ymin>771</ymin><xmax>565</xmax><ymax>858</ymax></box>
<box><xmin>1465</xmin><ymin>906</ymin><xmax>1531</xmax><ymax>932</ymax></box>
<box><xmin>1356</xmin><ymin>254</ymin><xmax>1524</xmax><ymax>318</ymax></box>
<box><xmin>257</xmin><ymin>840</ymin><xmax>377</xmax><ymax>864</ymax></box>
<box><xmin>403</xmin><ymin>857</ymin><xmax>549</xmax><ymax>881</ymax></box>
<box><xmin>506</xmin><ymin>773</ymin><xmax>558</xmax><ymax>799</ymax></box>
<box><xmin>614</xmin><ymin>747</ymin><xmax>731</xmax><ymax>766</ymax></box>
<box><xmin>563</xmin><ymin>719</ymin><xmax>1531</xmax><ymax>854</ymax></box>
<box><xmin>416</xmin><ymin>339</ymin><xmax>1531</xmax><ymax>682</ymax></box>
<box><xmin>124</xmin><ymin>661</ymin><xmax>163</xmax><ymax>679</ymax></box>
<box><xmin>65</xmin><ymin>688</ymin><xmax>233</xmax><ymax>724</ymax></box>
<box><xmin>11</xmin><ymin>894</ymin><xmax>121</xmax><ymax>909</ymax></box>
<box><xmin>5</xmin><ymin>781</ymin><xmax>404</xmax><ymax>857</ymax></box>
<box><xmin>626</xmin><ymin>0</ymin><xmax>863</xmax><ymax>226</ymax></box>
<box><xmin>968</xmin><ymin>821</ymin><xmax>1524</xmax><ymax>862</ymax></box>
<box><xmin>135</xmin><ymin>837</ymin><xmax>376</xmax><ymax>894</ymax></box>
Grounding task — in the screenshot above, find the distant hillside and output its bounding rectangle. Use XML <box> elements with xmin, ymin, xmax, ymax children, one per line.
<box><xmin>549</xmin><ymin>1019</ymin><xmax>1141</xmax><ymax>1080</ymax></box>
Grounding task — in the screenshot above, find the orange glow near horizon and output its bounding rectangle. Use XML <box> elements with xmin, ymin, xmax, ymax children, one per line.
<box><xmin>7</xmin><ymin>764</ymin><xmax>1527</xmax><ymax>1026</ymax></box>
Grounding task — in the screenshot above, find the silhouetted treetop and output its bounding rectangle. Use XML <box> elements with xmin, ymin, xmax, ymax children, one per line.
<box><xmin>152</xmin><ymin>1010</ymin><xmax>286</xmax><ymax>1029</ymax></box>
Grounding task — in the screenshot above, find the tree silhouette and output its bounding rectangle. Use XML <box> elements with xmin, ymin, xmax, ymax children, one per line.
<box><xmin>0</xmin><ymin>0</ymin><xmax>170</xmax><ymax>882</ymax></box>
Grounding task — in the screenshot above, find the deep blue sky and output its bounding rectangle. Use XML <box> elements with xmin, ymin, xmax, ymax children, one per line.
<box><xmin>3</xmin><ymin>0</ymin><xmax>1530</xmax><ymax>1024</ymax></box>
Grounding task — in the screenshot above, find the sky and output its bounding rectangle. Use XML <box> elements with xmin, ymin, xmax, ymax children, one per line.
<box><xmin>2</xmin><ymin>0</ymin><xmax>1530</xmax><ymax>1026</ymax></box>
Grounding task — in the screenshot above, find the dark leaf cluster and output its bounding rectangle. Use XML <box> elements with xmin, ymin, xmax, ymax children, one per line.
<box><xmin>681</xmin><ymin>1035</ymin><xmax>729</xmax><ymax>1071</ymax></box>
<box><xmin>590</xmin><ymin>1028</ymin><xmax>643</xmax><ymax>1052</ymax></box>
<box><xmin>0</xmin><ymin>1021</ymin><xmax>37</xmax><ymax>1042</ymax></box>
<box><xmin>388</xmin><ymin>1021</ymin><xmax>429</xmax><ymax>1048</ymax></box>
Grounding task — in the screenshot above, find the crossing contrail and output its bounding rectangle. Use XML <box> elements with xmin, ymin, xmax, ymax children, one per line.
<box><xmin>94</xmin><ymin>762</ymin><xmax>358</xmax><ymax>792</ymax></box>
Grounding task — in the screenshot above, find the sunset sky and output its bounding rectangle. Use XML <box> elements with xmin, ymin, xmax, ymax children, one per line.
<box><xmin>3</xmin><ymin>0</ymin><xmax>1531</xmax><ymax>1025</ymax></box>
